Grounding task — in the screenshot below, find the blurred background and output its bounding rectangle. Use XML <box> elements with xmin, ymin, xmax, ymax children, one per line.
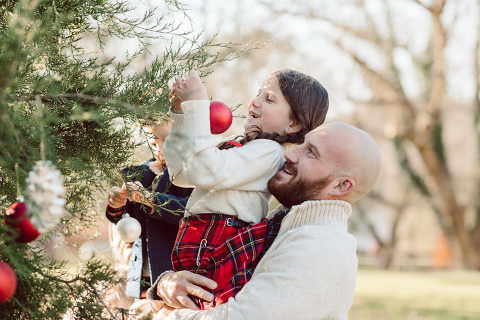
<box><xmin>49</xmin><ymin>0</ymin><xmax>480</xmax><ymax>319</ymax></box>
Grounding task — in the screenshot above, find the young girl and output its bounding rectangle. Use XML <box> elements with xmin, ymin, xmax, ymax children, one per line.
<box><xmin>163</xmin><ymin>69</ymin><xmax>329</xmax><ymax>309</ymax></box>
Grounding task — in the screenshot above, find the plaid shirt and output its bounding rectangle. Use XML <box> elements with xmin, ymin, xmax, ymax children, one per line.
<box><xmin>172</xmin><ymin>210</ymin><xmax>290</xmax><ymax>309</ymax></box>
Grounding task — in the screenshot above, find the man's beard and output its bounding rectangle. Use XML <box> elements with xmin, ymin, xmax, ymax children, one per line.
<box><xmin>267</xmin><ymin>161</ymin><xmax>333</xmax><ymax>208</ymax></box>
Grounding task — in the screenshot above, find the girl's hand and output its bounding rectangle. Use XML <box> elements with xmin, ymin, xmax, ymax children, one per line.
<box><xmin>148</xmin><ymin>160</ymin><xmax>165</xmax><ymax>176</ymax></box>
<box><xmin>107</xmin><ymin>186</ymin><xmax>127</xmax><ymax>209</ymax></box>
<box><xmin>169</xmin><ymin>84</ymin><xmax>183</xmax><ymax>112</ymax></box>
<box><xmin>173</xmin><ymin>70</ymin><xmax>208</xmax><ymax>102</ymax></box>
<box><xmin>123</xmin><ymin>182</ymin><xmax>153</xmax><ymax>207</ymax></box>
<box><xmin>152</xmin><ymin>306</ymin><xmax>174</xmax><ymax>320</ymax></box>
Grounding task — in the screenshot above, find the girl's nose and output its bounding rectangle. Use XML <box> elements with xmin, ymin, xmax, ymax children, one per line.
<box><xmin>250</xmin><ymin>97</ymin><xmax>260</xmax><ymax>109</ymax></box>
<box><xmin>284</xmin><ymin>148</ymin><xmax>298</xmax><ymax>163</ymax></box>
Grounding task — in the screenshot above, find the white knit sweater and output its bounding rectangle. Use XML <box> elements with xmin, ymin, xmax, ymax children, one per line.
<box><xmin>165</xmin><ymin>200</ymin><xmax>358</xmax><ymax>320</ymax></box>
<box><xmin>163</xmin><ymin>100</ymin><xmax>286</xmax><ymax>224</ymax></box>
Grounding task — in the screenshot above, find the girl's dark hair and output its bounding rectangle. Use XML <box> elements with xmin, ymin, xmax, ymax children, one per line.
<box><xmin>218</xmin><ymin>69</ymin><xmax>329</xmax><ymax>150</ymax></box>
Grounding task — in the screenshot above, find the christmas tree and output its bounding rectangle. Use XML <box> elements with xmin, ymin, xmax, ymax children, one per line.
<box><xmin>0</xmin><ymin>0</ymin><xmax>260</xmax><ymax>318</ymax></box>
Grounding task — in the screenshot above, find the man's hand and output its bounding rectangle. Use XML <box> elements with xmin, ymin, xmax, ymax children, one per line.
<box><xmin>108</xmin><ymin>186</ymin><xmax>127</xmax><ymax>209</ymax></box>
<box><xmin>157</xmin><ymin>271</ymin><xmax>217</xmax><ymax>310</ymax></box>
<box><xmin>123</xmin><ymin>182</ymin><xmax>153</xmax><ymax>207</ymax></box>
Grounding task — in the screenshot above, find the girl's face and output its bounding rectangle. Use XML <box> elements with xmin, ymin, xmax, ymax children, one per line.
<box><xmin>244</xmin><ymin>74</ymin><xmax>298</xmax><ymax>134</ymax></box>
<box><xmin>145</xmin><ymin>121</ymin><xmax>172</xmax><ymax>165</ymax></box>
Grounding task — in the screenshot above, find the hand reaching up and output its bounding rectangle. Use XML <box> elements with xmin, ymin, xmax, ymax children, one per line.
<box><xmin>173</xmin><ymin>70</ymin><xmax>208</xmax><ymax>103</ymax></box>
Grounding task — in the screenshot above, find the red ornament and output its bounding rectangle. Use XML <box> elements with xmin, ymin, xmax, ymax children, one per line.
<box><xmin>4</xmin><ymin>201</ymin><xmax>41</xmax><ymax>243</ymax></box>
<box><xmin>210</xmin><ymin>101</ymin><xmax>232</xmax><ymax>134</ymax></box>
<box><xmin>0</xmin><ymin>261</ymin><xmax>17</xmax><ymax>304</ymax></box>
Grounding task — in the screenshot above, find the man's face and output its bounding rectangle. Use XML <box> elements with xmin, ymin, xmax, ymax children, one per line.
<box><xmin>267</xmin><ymin>129</ymin><xmax>337</xmax><ymax>207</ymax></box>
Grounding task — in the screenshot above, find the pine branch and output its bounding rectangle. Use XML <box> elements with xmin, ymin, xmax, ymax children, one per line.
<box><xmin>7</xmin><ymin>93</ymin><xmax>144</xmax><ymax>115</ymax></box>
<box><xmin>40</xmin><ymin>272</ymin><xmax>118</xmax><ymax>320</ymax></box>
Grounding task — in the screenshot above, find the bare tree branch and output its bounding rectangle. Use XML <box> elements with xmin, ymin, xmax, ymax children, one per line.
<box><xmin>409</xmin><ymin>0</ymin><xmax>433</xmax><ymax>12</ymax></box>
<box><xmin>334</xmin><ymin>39</ymin><xmax>417</xmax><ymax>121</ymax></box>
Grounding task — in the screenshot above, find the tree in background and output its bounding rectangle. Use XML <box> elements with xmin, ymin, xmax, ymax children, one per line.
<box><xmin>0</xmin><ymin>0</ymin><xmax>261</xmax><ymax>318</ymax></box>
<box><xmin>268</xmin><ymin>0</ymin><xmax>480</xmax><ymax>269</ymax></box>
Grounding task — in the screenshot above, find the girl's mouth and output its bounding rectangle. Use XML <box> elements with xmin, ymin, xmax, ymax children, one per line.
<box><xmin>249</xmin><ymin>111</ymin><xmax>260</xmax><ymax>118</ymax></box>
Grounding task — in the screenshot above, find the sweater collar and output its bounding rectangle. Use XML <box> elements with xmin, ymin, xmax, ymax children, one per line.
<box><xmin>277</xmin><ymin>200</ymin><xmax>352</xmax><ymax>237</ymax></box>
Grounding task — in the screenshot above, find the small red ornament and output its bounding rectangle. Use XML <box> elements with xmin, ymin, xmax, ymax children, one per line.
<box><xmin>210</xmin><ymin>101</ymin><xmax>233</xmax><ymax>134</ymax></box>
<box><xmin>0</xmin><ymin>261</ymin><xmax>17</xmax><ymax>304</ymax></box>
<box><xmin>4</xmin><ymin>201</ymin><xmax>41</xmax><ymax>243</ymax></box>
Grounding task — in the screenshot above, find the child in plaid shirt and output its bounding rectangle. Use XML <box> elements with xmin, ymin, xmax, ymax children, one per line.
<box><xmin>163</xmin><ymin>69</ymin><xmax>329</xmax><ymax>309</ymax></box>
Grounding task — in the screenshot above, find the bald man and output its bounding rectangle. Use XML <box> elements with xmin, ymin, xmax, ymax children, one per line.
<box><xmin>148</xmin><ymin>122</ymin><xmax>382</xmax><ymax>320</ymax></box>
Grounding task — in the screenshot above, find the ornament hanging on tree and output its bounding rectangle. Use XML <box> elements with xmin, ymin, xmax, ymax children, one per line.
<box><xmin>24</xmin><ymin>160</ymin><xmax>66</xmax><ymax>233</ymax></box>
<box><xmin>210</xmin><ymin>101</ymin><xmax>232</xmax><ymax>134</ymax></box>
<box><xmin>0</xmin><ymin>261</ymin><xmax>17</xmax><ymax>304</ymax></box>
<box><xmin>4</xmin><ymin>198</ymin><xmax>41</xmax><ymax>243</ymax></box>
<box><xmin>4</xmin><ymin>160</ymin><xmax>66</xmax><ymax>242</ymax></box>
<box><xmin>116</xmin><ymin>213</ymin><xmax>142</xmax><ymax>243</ymax></box>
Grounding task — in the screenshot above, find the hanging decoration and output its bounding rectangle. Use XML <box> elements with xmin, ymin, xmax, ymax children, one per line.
<box><xmin>0</xmin><ymin>261</ymin><xmax>17</xmax><ymax>304</ymax></box>
<box><xmin>24</xmin><ymin>160</ymin><xmax>66</xmax><ymax>233</ymax></box>
<box><xmin>116</xmin><ymin>213</ymin><xmax>142</xmax><ymax>243</ymax></box>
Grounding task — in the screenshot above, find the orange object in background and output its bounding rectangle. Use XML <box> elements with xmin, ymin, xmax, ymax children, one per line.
<box><xmin>431</xmin><ymin>232</ymin><xmax>453</xmax><ymax>269</ymax></box>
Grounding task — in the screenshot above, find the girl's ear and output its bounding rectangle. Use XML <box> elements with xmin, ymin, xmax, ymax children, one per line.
<box><xmin>286</xmin><ymin>122</ymin><xmax>302</xmax><ymax>134</ymax></box>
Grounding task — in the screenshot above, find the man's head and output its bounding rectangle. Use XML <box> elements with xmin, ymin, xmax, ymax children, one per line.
<box><xmin>268</xmin><ymin>122</ymin><xmax>381</xmax><ymax>208</ymax></box>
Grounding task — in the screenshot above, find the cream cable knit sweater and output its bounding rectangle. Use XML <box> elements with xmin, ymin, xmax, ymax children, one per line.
<box><xmin>163</xmin><ymin>100</ymin><xmax>286</xmax><ymax>224</ymax></box>
<box><xmin>165</xmin><ymin>200</ymin><xmax>358</xmax><ymax>320</ymax></box>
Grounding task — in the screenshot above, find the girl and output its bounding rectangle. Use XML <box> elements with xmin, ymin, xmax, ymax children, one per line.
<box><xmin>163</xmin><ymin>69</ymin><xmax>329</xmax><ymax>309</ymax></box>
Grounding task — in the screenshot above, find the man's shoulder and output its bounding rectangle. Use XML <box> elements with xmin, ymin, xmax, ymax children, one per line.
<box><xmin>273</xmin><ymin>224</ymin><xmax>357</xmax><ymax>256</ymax></box>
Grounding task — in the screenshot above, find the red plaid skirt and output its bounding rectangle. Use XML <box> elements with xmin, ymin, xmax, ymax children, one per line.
<box><xmin>172</xmin><ymin>214</ymin><xmax>269</xmax><ymax>309</ymax></box>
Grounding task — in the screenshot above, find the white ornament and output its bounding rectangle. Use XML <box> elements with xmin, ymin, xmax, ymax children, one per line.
<box><xmin>24</xmin><ymin>160</ymin><xmax>66</xmax><ymax>233</ymax></box>
<box><xmin>116</xmin><ymin>213</ymin><xmax>142</xmax><ymax>243</ymax></box>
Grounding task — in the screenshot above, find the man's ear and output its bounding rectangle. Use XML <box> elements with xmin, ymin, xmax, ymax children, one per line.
<box><xmin>331</xmin><ymin>177</ymin><xmax>354</xmax><ymax>197</ymax></box>
<box><xmin>286</xmin><ymin>122</ymin><xmax>302</xmax><ymax>135</ymax></box>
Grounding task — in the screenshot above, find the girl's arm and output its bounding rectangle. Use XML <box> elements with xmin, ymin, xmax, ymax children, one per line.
<box><xmin>177</xmin><ymin>100</ymin><xmax>285</xmax><ymax>191</ymax></box>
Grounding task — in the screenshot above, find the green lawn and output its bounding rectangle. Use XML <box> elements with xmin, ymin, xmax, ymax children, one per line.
<box><xmin>349</xmin><ymin>269</ymin><xmax>480</xmax><ymax>320</ymax></box>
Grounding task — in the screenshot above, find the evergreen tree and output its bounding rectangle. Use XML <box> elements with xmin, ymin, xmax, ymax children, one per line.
<box><xmin>0</xmin><ymin>0</ymin><xmax>260</xmax><ymax>318</ymax></box>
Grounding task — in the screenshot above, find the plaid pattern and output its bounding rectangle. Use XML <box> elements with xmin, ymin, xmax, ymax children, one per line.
<box><xmin>172</xmin><ymin>214</ymin><xmax>249</xmax><ymax>275</ymax></box>
<box><xmin>172</xmin><ymin>210</ymin><xmax>290</xmax><ymax>310</ymax></box>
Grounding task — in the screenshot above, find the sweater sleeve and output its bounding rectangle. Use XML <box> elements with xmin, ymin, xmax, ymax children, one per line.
<box><xmin>165</xmin><ymin>100</ymin><xmax>285</xmax><ymax>191</ymax></box>
<box><xmin>166</xmin><ymin>226</ymin><xmax>358</xmax><ymax>320</ymax></box>
<box><xmin>164</xmin><ymin>109</ymin><xmax>194</xmax><ymax>187</ymax></box>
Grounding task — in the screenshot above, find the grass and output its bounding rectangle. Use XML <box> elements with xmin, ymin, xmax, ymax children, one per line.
<box><xmin>349</xmin><ymin>269</ymin><xmax>480</xmax><ymax>320</ymax></box>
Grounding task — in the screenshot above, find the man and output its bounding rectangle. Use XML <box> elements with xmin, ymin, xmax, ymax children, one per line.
<box><xmin>148</xmin><ymin>122</ymin><xmax>382</xmax><ymax>320</ymax></box>
<box><xmin>106</xmin><ymin>120</ymin><xmax>193</xmax><ymax>317</ymax></box>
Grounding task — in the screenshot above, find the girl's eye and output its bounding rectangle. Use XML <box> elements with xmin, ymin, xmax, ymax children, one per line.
<box><xmin>308</xmin><ymin>149</ymin><xmax>316</xmax><ymax>156</ymax></box>
<box><xmin>266</xmin><ymin>98</ymin><xmax>273</xmax><ymax>103</ymax></box>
